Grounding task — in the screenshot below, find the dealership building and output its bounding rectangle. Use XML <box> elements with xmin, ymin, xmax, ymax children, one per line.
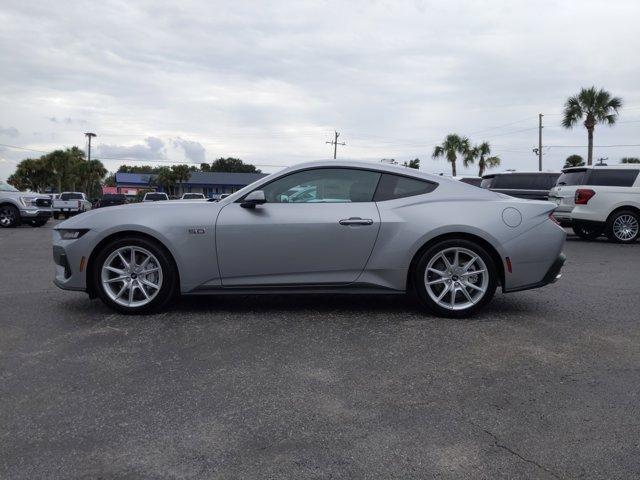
<box><xmin>111</xmin><ymin>171</ymin><xmax>267</xmax><ymax>198</ymax></box>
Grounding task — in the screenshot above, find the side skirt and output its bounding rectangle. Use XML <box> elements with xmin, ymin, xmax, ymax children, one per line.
<box><xmin>184</xmin><ymin>283</ymin><xmax>406</xmax><ymax>296</ymax></box>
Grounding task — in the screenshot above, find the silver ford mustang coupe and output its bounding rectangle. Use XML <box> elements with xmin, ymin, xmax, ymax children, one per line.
<box><xmin>52</xmin><ymin>160</ymin><xmax>566</xmax><ymax>317</ymax></box>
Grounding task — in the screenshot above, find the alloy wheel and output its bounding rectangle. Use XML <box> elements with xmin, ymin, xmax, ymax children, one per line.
<box><xmin>613</xmin><ymin>214</ymin><xmax>639</xmax><ymax>242</ymax></box>
<box><xmin>0</xmin><ymin>206</ymin><xmax>16</xmax><ymax>227</ymax></box>
<box><xmin>100</xmin><ymin>246</ymin><xmax>163</xmax><ymax>308</ymax></box>
<box><xmin>424</xmin><ymin>247</ymin><xmax>489</xmax><ymax>311</ymax></box>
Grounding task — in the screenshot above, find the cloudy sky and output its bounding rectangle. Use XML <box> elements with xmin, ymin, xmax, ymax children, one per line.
<box><xmin>2</xmin><ymin>0</ymin><xmax>640</xmax><ymax>181</ymax></box>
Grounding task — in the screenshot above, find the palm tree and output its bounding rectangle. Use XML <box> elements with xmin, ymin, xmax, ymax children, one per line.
<box><xmin>561</xmin><ymin>87</ymin><xmax>623</xmax><ymax>165</ymax></box>
<box><xmin>466</xmin><ymin>142</ymin><xmax>501</xmax><ymax>177</ymax></box>
<box><xmin>171</xmin><ymin>165</ymin><xmax>192</xmax><ymax>196</ymax></box>
<box><xmin>563</xmin><ymin>154</ymin><xmax>585</xmax><ymax>168</ymax></box>
<box><xmin>432</xmin><ymin>134</ymin><xmax>470</xmax><ymax>176</ymax></box>
<box><xmin>155</xmin><ymin>167</ymin><xmax>176</xmax><ymax>196</ymax></box>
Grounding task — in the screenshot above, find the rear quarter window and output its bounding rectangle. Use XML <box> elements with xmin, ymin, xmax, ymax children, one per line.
<box><xmin>374</xmin><ymin>174</ymin><xmax>437</xmax><ymax>201</ymax></box>
<box><xmin>557</xmin><ymin>170</ymin><xmax>587</xmax><ymax>186</ymax></box>
<box><xmin>587</xmin><ymin>169</ymin><xmax>639</xmax><ymax>187</ymax></box>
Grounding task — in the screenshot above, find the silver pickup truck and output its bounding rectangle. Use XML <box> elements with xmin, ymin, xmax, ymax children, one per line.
<box><xmin>0</xmin><ymin>181</ymin><xmax>53</xmax><ymax>228</ymax></box>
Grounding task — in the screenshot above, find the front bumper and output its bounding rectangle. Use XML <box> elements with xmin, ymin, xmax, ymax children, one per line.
<box><xmin>52</xmin><ymin>230</ymin><xmax>94</xmax><ymax>292</ymax></box>
<box><xmin>504</xmin><ymin>253</ymin><xmax>566</xmax><ymax>293</ymax></box>
<box><xmin>20</xmin><ymin>208</ymin><xmax>52</xmax><ymax>220</ymax></box>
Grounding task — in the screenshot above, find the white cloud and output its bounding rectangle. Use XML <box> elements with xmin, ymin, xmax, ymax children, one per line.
<box><xmin>1</xmin><ymin>0</ymin><xmax>640</xmax><ymax>180</ymax></box>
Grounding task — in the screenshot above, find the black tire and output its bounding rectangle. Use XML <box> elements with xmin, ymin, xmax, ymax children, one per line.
<box><xmin>572</xmin><ymin>222</ymin><xmax>602</xmax><ymax>241</ymax></box>
<box><xmin>605</xmin><ymin>210</ymin><xmax>640</xmax><ymax>244</ymax></box>
<box><xmin>92</xmin><ymin>236</ymin><xmax>178</xmax><ymax>314</ymax></box>
<box><xmin>0</xmin><ymin>204</ymin><xmax>20</xmax><ymax>228</ymax></box>
<box><xmin>29</xmin><ymin>219</ymin><xmax>48</xmax><ymax>227</ymax></box>
<box><xmin>413</xmin><ymin>239</ymin><xmax>498</xmax><ymax>318</ymax></box>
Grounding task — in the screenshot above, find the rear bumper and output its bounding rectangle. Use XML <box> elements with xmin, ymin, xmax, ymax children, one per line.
<box><xmin>503</xmin><ymin>253</ymin><xmax>566</xmax><ymax>293</ymax></box>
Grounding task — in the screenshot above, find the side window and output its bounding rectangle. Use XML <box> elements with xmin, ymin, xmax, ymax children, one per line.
<box><xmin>260</xmin><ymin>168</ymin><xmax>381</xmax><ymax>203</ymax></box>
<box><xmin>587</xmin><ymin>169</ymin><xmax>639</xmax><ymax>187</ymax></box>
<box><xmin>374</xmin><ymin>174</ymin><xmax>437</xmax><ymax>201</ymax></box>
<box><xmin>494</xmin><ymin>174</ymin><xmax>537</xmax><ymax>189</ymax></box>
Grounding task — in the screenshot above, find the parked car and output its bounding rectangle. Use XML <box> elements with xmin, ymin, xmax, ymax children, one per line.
<box><xmin>53</xmin><ymin>160</ymin><xmax>566</xmax><ymax>318</ymax></box>
<box><xmin>0</xmin><ymin>181</ymin><xmax>52</xmax><ymax>228</ymax></box>
<box><xmin>454</xmin><ymin>176</ymin><xmax>482</xmax><ymax>187</ymax></box>
<box><xmin>548</xmin><ymin>165</ymin><xmax>640</xmax><ymax>243</ymax></box>
<box><xmin>180</xmin><ymin>193</ymin><xmax>206</xmax><ymax>200</ymax></box>
<box><xmin>53</xmin><ymin>192</ymin><xmax>92</xmax><ymax>219</ymax></box>
<box><xmin>96</xmin><ymin>193</ymin><xmax>127</xmax><ymax>209</ymax></box>
<box><xmin>481</xmin><ymin>172</ymin><xmax>560</xmax><ymax>200</ymax></box>
<box><xmin>142</xmin><ymin>192</ymin><xmax>169</xmax><ymax>202</ymax></box>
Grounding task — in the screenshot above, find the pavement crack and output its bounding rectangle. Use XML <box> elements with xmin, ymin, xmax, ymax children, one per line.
<box><xmin>468</xmin><ymin>420</ymin><xmax>564</xmax><ymax>479</ymax></box>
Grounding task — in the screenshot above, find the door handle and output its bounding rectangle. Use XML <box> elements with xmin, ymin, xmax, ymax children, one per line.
<box><xmin>339</xmin><ymin>217</ymin><xmax>374</xmax><ymax>226</ymax></box>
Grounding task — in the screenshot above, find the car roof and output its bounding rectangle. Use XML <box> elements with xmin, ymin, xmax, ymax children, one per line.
<box><xmin>562</xmin><ymin>164</ymin><xmax>640</xmax><ymax>172</ymax></box>
<box><xmin>482</xmin><ymin>171</ymin><xmax>559</xmax><ymax>178</ymax></box>
<box><xmin>281</xmin><ymin>159</ymin><xmax>454</xmax><ymax>185</ymax></box>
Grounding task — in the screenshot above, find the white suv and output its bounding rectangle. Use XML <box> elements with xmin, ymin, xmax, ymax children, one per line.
<box><xmin>548</xmin><ymin>165</ymin><xmax>640</xmax><ymax>243</ymax></box>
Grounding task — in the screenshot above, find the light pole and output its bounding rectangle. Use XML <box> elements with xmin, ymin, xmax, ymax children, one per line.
<box><xmin>84</xmin><ymin>132</ymin><xmax>97</xmax><ymax>161</ymax></box>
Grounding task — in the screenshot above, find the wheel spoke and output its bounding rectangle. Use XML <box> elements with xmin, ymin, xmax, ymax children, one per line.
<box><xmin>117</xmin><ymin>252</ymin><xmax>129</xmax><ymax>269</ymax></box>
<box><xmin>105</xmin><ymin>266</ymin><xmax>125</xmax><ymax>275</ymax></box>
<box><xmin>137</xmin><ymin>280</ymin><xmax>150</xmax><ymax>299</ymax></box>
<box><xmin>130</xmin><ymin>247</ymin><xmax>136</xmax><ymax>268</ymax></box>
<box><xmin>449</xmin><ymin>287</ymin><xmax>457</xmax><ymax>308</ymax></box>
<box><xmin>440</xmin><ymin>254</ymin><xmax>453</xmax><ymax>270</ymax></box>
<box><xmin>139</xmin><ymin>267</ymin><xmax>159</xmax><ymax>275</ymax></box>
<box><xmin>105</xmin><ymin>275</ymin><xmax>128</xmax><ymax>283</ymax></box>
<box><xmin>426</xmin><ymin>278</ymin><xmax>447</xmax><ymax>286</ymax></box>
<box><xmin>428</xmin><ymin>267</ymin><xmax>446</xmax><ymax>277</ymax></box>
<box><xmin>460</xmin><ymin>285</ymin><xmax>474</xmax><ymax>303</ymax></box>
<box><xmin>464</xmin><ymin>280</ymin><xmax>484</xmax><ymax>292</ymax></box>
<box><xmin>128</xmin><ymin>283</ymin><xmax>135</xmax><ymax>304</ymax></box>
<box><xmin>140</xmin><ymin>277</ymin><xmax>160</xmax><ymax>290</ymax></box>
<box><xmin>453</xmin><ymin>249</ymin><xmax>459</xmax><ymax>268</ymax></box>
<box><xmin>462</xmin><ymin>256</ymin><xmax>478</xmax><ymax>272</ymax></box>
<box><xmin>437</xmin><ymin>283</ymin><xmax>452</xmax><ymax>301</ymax></box>
<box><xmin>115</xmin><ymin>283</ymin><xmax>128</xmax><ymax>299</ymax></box>
<box><xmin>462</xmin><ymin>269</ymin><xmax>486</xmax><ymax>277</ymax></box>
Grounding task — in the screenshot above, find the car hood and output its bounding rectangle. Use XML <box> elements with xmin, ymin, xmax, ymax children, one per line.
<box><xmin>56</xmin><ymin>200</ymin><xmax>223</xmax><ymax>229</ymax></box>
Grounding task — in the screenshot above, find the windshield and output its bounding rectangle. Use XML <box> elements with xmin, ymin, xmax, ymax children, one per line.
<box><xmin>0</xmin><ymin>182</ymin><xmax>19</xmax><ymax>192</ymax></box>
<box><xmin>182</xmin><ymin>194</ymin><xmax>203</xmax><ymax>199</ymax></box>
<box><xmin>145</xmin><ymin>193</ymin><xmax>167</xmax><ymax>200</ymax></box>
<box><xmin>61</xmin><ymin>193</ymin><xmax>83</xmax><ymax>200</ymax></box>
<box><xmin>556</xmin><ymin>170</ymin><xmax>587</xmax><ymax>186</ymax></box>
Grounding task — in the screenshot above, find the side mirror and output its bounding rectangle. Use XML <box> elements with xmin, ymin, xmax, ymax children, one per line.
<box><xmin>240</xmin><ymin>190</ymin><xmax>266</xmax><ymax>209</ymax></box>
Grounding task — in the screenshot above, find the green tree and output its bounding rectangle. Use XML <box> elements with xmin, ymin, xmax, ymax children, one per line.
<box><xmin>403</xmin><ymin>158</ymin><xmax>420</xmax><ymax>169</ymax></box>
<box><xmin>103</xmin><ymin>173</ymin><xmax>116</xmax><ymax>187</ymax></box>
<box><xmin>155</xmin><ymin>167</ymin><xmax>177</xmax><ymax>196</ymax></box>
<box><xmin>170</xmin><ymin>164</ymin><xmax>192</xmax><ymax>196</ymax></box>
<box><xmin>563</xmin><ymin>154</ymin><xmax>585</xmax><ymax>168</ymax></box>
<box><xmin>561</xmin><ymin>87</ymin><xmax>623</xmax><ymax>165</ymax></box>
<box><xmin>621</xmin><ymin>157</ymin><xmax>640</xmax><ymax>164</ymax></box>
<box><xmin>207</xmin><ymin>157</ymin><xmax>261</xmax><ymax>173</ymax></box>
<box><xmin>432</xmin><ymin>134</ymin><xmax>470</xmax><ymax>176</ymax></box>
<box><xmin>465</xmin><ymin>142</ymin><xmax>501</xmax><ymax>177</ymax></box>
<box><xmin>76</xmin><ymin>159</ymin><xmax>108</xmax><ymax>198</ymax></box>
<box><xmin>7</xmin><ymin>158</ymin><xmax>54</xmax><ymax>192</ymax></box>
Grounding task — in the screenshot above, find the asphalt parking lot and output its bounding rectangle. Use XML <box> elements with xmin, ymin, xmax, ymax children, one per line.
<box><xmin>1</xmin><ymin>220</ymin><xmax>639</xmax><ymax>479</ymax></box>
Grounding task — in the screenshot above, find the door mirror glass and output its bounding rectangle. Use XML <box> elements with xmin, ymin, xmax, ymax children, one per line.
<box><xmin>241</xmin><ymin>190</ymin><xmax>266</xmax><ymax>208</ymax></box>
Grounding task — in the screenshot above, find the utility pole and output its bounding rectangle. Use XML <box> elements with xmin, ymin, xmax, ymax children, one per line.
<box><xmin>538</xmin><ymin>114</ymin><xmax>543</xmax><ymax>171</ymax></box>
<box><xmin>326</xmin><ymin>130</ymin><xmax>346</xmax><ymax>159</ymax></box>
<box><xmin>85</xmin><ymin>132</ymin><xmax>97</xmax><ymax>161</ymax></box>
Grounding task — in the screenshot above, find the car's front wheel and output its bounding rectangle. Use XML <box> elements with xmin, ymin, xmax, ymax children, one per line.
<box><xmin>0</xmin><ymin>204</ymin><xmax>20</xmax><ymax>228</ymax></box>
<box><xmin>572</xmin><ymin>222</ymin><xmax>602</xmax><ymax>241</ymax></box>
<box><xmin>606</xmin><ymin>210</ymin><xmax>640</xmax><ymax>244</ymax></box>
<box><xmin>414</xmin><ymin>239</ymin><xmax>498</xmax><ymax>318</ymax></box>
<box><xmin>93</xmin><ymin>236</ymin><xmax>178</xmax><ymax>314</ymax></box>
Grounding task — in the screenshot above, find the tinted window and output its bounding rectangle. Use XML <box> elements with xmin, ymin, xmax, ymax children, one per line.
<box><xmin>60</xmin><ymin>193</ymin><xmax>83</xmax><ymax>200</ymax></box>
<box><xmin>145</xmin><ymin>193</ymin><xmax>167</xmax><ymax>200</ymax></box>
<box><xmin>480</xmin><ymin>177</ymin><xmax>495</xmax><ymax>189</ymax></box>
<box><xmin>374</xmin><ymin>174</ymin><xmax>437</xmax><ymax>201</ymax></box>
<box><xmin>557</xmin><ymin>169</ymin><xmax>587</xmax><ymax>186</ymax></box>
<box><xmin>492</xmin><ymin>174</ymin><xmax>539</xmax><ymax>189</ymax></box>
<box><xmin>260</xmin><ymin>168</ymin><xmax>381</xmax><ymax>203</ymax></box>
<box><xmin>587</xmin><ymin>169</ymin><xmax>639</xmax><ymax>187</ymax></box>
<box><xmin>459</xmin><ymin>177</ymin><xmax>482</xmax><ymax>187</ymax></box>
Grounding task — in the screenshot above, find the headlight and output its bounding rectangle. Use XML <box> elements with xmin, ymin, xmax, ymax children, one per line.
<box><xmin>58</xmin><ymin>229</ymin><xmax>90</xmax><ymax>240</ymax></box>
<box><xmin>19</xmin><ymin>196</ymin><xmax>38</xmax><ymax>207</ymax></box>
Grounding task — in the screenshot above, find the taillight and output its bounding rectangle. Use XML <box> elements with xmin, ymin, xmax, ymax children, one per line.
<box><xmin>575</xmin><ymin>189</ymin><xmax>595</xmax><ymax>205</ymax></box>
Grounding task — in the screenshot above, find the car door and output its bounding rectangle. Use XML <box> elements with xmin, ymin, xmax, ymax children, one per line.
<box><xmin>216</xmin><ymin>167</ymin><xmax>382</xmax><ymax>287</ymax></box>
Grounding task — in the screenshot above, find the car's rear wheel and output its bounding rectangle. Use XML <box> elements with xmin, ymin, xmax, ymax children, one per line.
<box><xmin>414</xmin><ymin>239</ymin><xmax>498</xmax><ymax>318</ymax></box>
<box><xmin>572</xmin><ymin>222</ymin><xmax>602</xmax><ymax>240</ymax></box>
<box><xmin>0</xmin><ymin>204</ymin><xmax>20</xmax><ymax>228</ymax></box>
<box><xmin>93</xmin><ymin>236</ymin><xmax>178</xmax><ymax>314</ymax></box>
<box><xmin>606</xmin><ymin>210</ymin><xmax>640</xmax><ymax>244</ymax></box>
